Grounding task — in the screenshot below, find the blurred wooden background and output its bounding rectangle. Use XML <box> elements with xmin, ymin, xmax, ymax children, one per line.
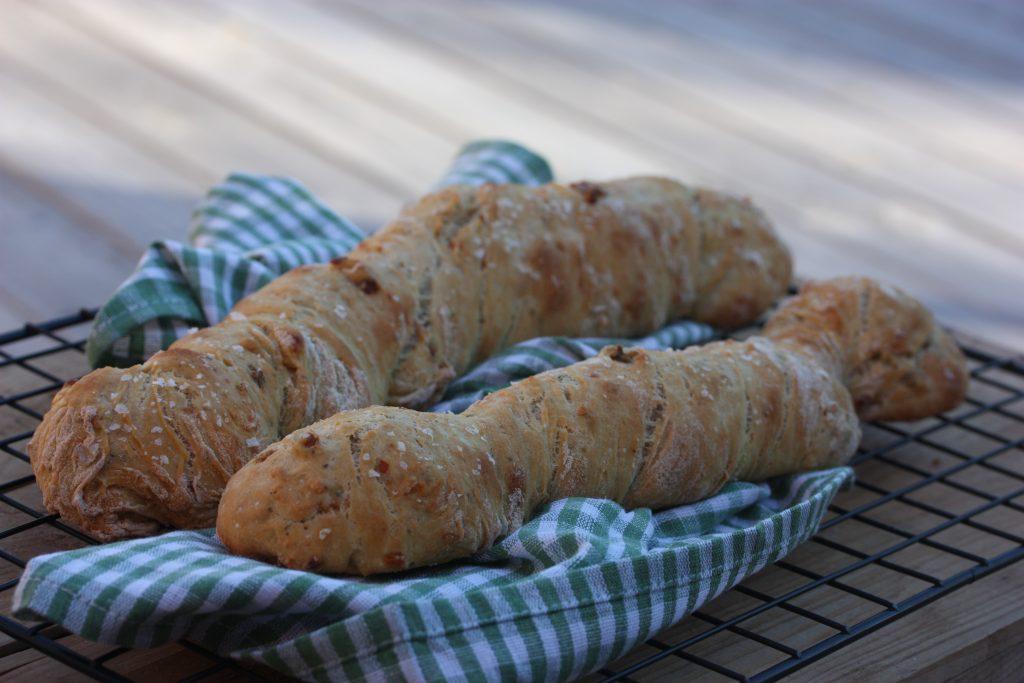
<box><xmin>1</xmin><ymin>0</ymin><xmax>1022</xmax><ymax>347</ymax></box>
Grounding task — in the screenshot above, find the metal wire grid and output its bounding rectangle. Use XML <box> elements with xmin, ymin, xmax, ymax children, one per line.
<box><xmin>593</xmin><ymin>344</ymin><xmax>1024</xmax><ymax>680</ymax></box>
<box><xmin>0</xmin><ymin>312</ymin><xmax>1021</xmax><ymax>682</ymax></box>
<box><xmin>0</xmin><ymin>311</ymin><xmax>271</xmax><ymax>681</ymax></box>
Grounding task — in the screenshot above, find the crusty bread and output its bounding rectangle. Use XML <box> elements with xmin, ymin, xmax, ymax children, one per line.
<box><xmin>217</xmin><ymin>278</ymin><xmax>967</xmax><ymax>575</ymax></box>
<box><xmin>30</xmin><ymin>178</ymin><xmax>792</xmax><ymax>540</ymax></box>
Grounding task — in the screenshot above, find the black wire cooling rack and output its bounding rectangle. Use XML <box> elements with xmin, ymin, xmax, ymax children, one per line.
<box><xmin>0</xmin><ymin>311</ymin><xmax>1021</xmax><ymax>681</ymax></box>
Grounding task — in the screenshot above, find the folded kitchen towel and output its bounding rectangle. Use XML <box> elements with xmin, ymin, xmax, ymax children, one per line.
<box><xmin>16</xmin><ymin>320</ymin><xmax>851</xmax><ymax>682</ymax></box>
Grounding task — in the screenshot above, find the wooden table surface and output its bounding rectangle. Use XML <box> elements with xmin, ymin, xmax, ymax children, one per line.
<box><xmin>0</xmin><ymin>1</ymin><xmax>1022</xmax><ymax>680</ymax></box>
<box><xmin>1</xmin><ymin>0</ymin><xmax>1022</xmax><ymax>347</ymax></box>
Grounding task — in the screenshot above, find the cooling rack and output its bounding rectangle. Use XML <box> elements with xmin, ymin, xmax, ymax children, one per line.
<box><xmin>0</xmin><ymin>311</ymin><xmax>1021</xmax><ymax>681</ymax></box>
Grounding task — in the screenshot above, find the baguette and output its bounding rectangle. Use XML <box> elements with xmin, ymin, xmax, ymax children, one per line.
<box><xmin>217</xmin><ymin>277</ymin><xmax>968</xmax><ymax>575</ymax></box>
<box><xmin>30</xmin><ymin>178</ymin><xmax>791</xmax><ymax>540</ymax></box>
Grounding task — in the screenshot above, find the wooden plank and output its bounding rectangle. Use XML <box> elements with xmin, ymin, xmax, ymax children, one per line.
<box><xmin>0</xmin><ymin>60</ymin><xmax>202</xmax><ymax>250</ymax></box>
<box><xmin>674</xmin><ymin>0</ymin><xmax>1024</xmax><ymax>187</ymax></box>
<box><xmin>324</xmin><ymin>0</ymin><xmax>1024</xmax><ymax>346</ymax></box>
<box><xmin>328</xmin><ymin>0</ymin><xmax>1024</xmax><ymax>242</ymax></box>
<box><xmin>29</xmin><ymin>0</ymin><xmax>425</xmax><ymax>206</ymax></box>
<box><xmin>687</xmin><ymin>0</ymin><xmax>1024</xmax><ymax>141</ymax></box>
<box><xmin>791</xmin><ymin>550</ymin><xmax>1024</xmax><ymax>681</ymax></box>
<box><xmin>1</xmin><ymin>0</ymin><xmax>404</xmax><ymax>230</ymax></box>
<box><xmin>717</xmin><ymin>0</ymin><xmax>1024</xmax><ymax>120</ymax></box>
<box><xmin>214</xmin><ymin>0</ymin><xmax>662</xmax><ymax>181</ymax></box>
<box><xmin>583</xmin><ymin>0</ymin><xmax>1024</xmax><ymax>183</ymax></box>
<box><xmin>45</xmin><ymin>0</ymin><xmax>450</xmax><ymax>194</ymax></box>
<box><xmin>170</xmin><ymin>0</ymin><xmax>676</xmax><ymax>181</ymax></box>
<box><xmin>0</xmin><ymin>160</ymin><xmax>137</xmax><ymax>328</ymax></box>
<box><xmin>0</xmin><ymin>60</ymin><xmax>196</xmax><ymax>323</ymax></box>
<box><xmin>0</xmin><ymin>303</ymin><xmax>30</xmax><ymax>333</ymax></box>
<box><xmin>437</xmin><ymin>0</ymin><xmax>1024</xmax><ymax>258</ymax></box>
<box><xmin>968</xmin><ymin>0</ymin><xmax>1024</xmax><ymax>34</ymax></box>
<box><xmin>944</xmin><ymin>0</ymin><xmax>1024</xmax><ymax>32</ymax></box>
<box><xmin>133</xmin><ymin>0</ymin><xmax>464</xmax><ymax>189</ymax></box>
<box><xmin>0</xmin><ymin>637</ymin><xmax>266</xmax><ymax>682</ymax></box>
<box><xmin>832</xmin><ymin>0</ymin><xmax>1024</xmax><ymax>78</ymax></box>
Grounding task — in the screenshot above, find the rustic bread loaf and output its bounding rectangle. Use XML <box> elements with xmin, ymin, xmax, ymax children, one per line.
<box><xmin>30</xmin><ymin>178</ymin><xmax>792</xmax><ymax>540</ymax></box>
<box><xmin>217</xmin><ymin>278</ymin><xmax>967</xmax><ymax>575</ymax></box>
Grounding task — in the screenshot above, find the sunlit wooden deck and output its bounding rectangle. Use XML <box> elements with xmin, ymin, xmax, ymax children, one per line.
<box><xmin>1</xmin><ymin>0</ymin><xmax>1021</xmax><ymax>347</ymax></box>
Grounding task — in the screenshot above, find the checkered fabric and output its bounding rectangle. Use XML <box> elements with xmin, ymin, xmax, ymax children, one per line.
<box><xmin>14</xmin><ymin>469</ymin><xmax>851</xmax><ymax>682</ymax></box>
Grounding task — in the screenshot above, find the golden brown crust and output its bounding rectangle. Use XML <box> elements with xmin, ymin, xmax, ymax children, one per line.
<box><xmin>30</xmin><ymin>177</ymin><xmax>792</xmax><ymax>540</ymax></box>
<box><xmin>217</xmin><ymin>278</ymin><xmax>967</xmax><ymax>575</ymax></box>
<box><xmin>763</xmin><ymin>277</ymin><xmax>969</xmax><ymax>421</ymax></box>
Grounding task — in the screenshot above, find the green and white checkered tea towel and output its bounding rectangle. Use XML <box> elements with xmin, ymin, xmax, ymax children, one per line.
<box><xmin>25</xmin><ymin>139</ymin><xmax>855</xmax><ymax>681</ymax></box>
<box><xmin>15</xmin><ymin>476</ymin><xmax>850</xmax><ymax>682</ymax></box>
<box><xmin>15</xmin><ymin>320</ymin><xmax>852</xmax><ymax>681</ymax></box>
<box><xmin>85</xmin><ymin>140</ymin><xmax>553</xmax><ymax>368</ymax></box>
